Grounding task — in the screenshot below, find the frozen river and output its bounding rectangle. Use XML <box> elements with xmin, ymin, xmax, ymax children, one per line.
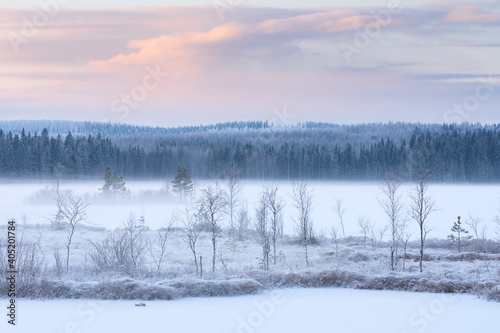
<box><xmin>2</xmin><ymin>288</ymin><xmax>500</xmax><ymax>333</ymax></box>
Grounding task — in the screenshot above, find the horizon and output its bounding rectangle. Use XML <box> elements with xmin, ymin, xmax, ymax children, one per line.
<box><xmin>1</xmin><ymin>118</ymin><xmax>500</xmax><ymax>132</ymax></box>
<box><xmin>1</xmin><ymin>1</ymin><xmax>500</xmax><ymax>127</ymax></box>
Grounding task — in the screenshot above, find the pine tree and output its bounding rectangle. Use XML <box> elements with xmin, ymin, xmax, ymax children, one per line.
<box><xmin>448</xmin><ymin>216</ymin><xmax>472</xmax><ymax>253</ymax></box>
<box><xmin>100</xmin><ymin>166</ymin><xmax>128</xmax><ymax>198</ymax></box>
<box><xmin>171</xmin><ymin>165</ymin><xmax>193</xmax><ymax>199</ymax></box>
<box><xmin>100</xmin><ymin>166</ymin><xmax>113</xmax><ymax>194</ymax></box>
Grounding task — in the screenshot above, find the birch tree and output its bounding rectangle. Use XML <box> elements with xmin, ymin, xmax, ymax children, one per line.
<box><xmin>198</xmin><ymin>186</ymin><xmax>227</xmax><ymax>272</ymax></box>
<box><xmin>254</xmin><ymin>195</ymin><xmax>271</xmax><ymax>270</ymax></box>
<box><xmin>227</xmin><ymin>169</ymin><xmax>243</xmax><ymax>229</ymax></box>
<box><xmin>264</xmin><ymin>185</ymin><xmax>284</xmax><ymax>265</ymax></box>
<box><xmin>147</xmin><ymin>214</ymin><xmax>176</xmax><ymax>273</ymax></box>
<box><xmin>292</xmin><ymin>182</ymin><xmax>314</xmax><ymax>267</ymax></box>
<box><xmin>379</xmin><ymin>175</ymin><xmax>404</xmax><ymax>270</ymax></box>
<box><xmin>409</xmin><ymin>169</ymin><xmax>436</xmax><ymax>273</ymax></box>
<box><xmin>179</xmin><ymin>206</ymin><xmax>205</xmax><ymax>276</ymax></box>
<box><xmin>57</xmin><ymin>193</ymin><xmax>89</xmax><ymax>272</ymax></box>
<box><xmin>334</xmin><ymin>198</ymin><xmax>347</xmax><ymax>239</ymax></box>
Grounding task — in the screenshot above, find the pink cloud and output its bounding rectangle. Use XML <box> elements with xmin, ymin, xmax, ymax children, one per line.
<box><xmin>2</xmin><ymin>5</ymin><xmax>499</xmax><ymax>126</ymax></box>
<box><xmin>87</xmin><ymin>9</ymin><xmax>385</xmax><ymax>74</ymax></box>
<box><xmin>444</xmin><ymin>5</ymin><xmax>500</xmax><ymax>24</ymax></box>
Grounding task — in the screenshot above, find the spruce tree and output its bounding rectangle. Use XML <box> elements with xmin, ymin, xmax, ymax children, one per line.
<box><xmin>172</xmin><ymin>165</ymin><xmax>193</xmax><ymax>199</ymax></box>
<box><xmin>448</xmin><ymin>216</ymin><xmax>472</xmax><ymax>253</ymax></box>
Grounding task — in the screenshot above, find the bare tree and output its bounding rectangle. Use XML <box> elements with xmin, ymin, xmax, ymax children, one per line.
<box><xmin>379</xmin><ymin>175</ymin><xmax>404</xmax><ymax>270</ymax></box>
<box><xmin>292</xmin><ymin>182</ymin><xmax>314</xmax><ymax>267</ymax></box>
<box><xmin>89</xmin><ymin>231</ymin><xmax>133</xmax><ymax>274</ymax></box>
<box><xmin>371</xmin><ymin>226</ymin><xmax>387</xmax><ymax>249</ymax></box>
<box><xmin>0</xmin><ymin>234</ymin><xmax>45</xmax><ymax>296</ymax></box>
<box><xmin>52</xmin><ymin>246</ymin><xmax>63</xmax><ymax>279</ymax></box>
<box><xmin>408</xmin><ymin>169</ymin><xmax>436</xmax><ymax>272</ymax></box>
<box><xmin>357</xmin><ymin>215</ymin><xmax>372</xmax><ymax>247</ymax></box>
<box><xmin>57</xmin><ymin>192</ymin><xmax>89</xmax><ymax>272</ymax></box>
<box><xmin>397</xmin><ymin>219</ymin><xmax>412</xmax><ymax>271</ymax></box>
<box><xmin>123</xmin><ymin>212</ymin><xmax>148</xmax><ymax>273</ymax></box>
<box><xmin>52</xmin><ymin>171</ymin><xmax>65</xmax><ymax>230</ymax></box>
<box><xmin>466</xmin><ymin>215</ymin><xmax>482</xmax><ymax>240</ymax></box>
<box><xmin>147</xmin><ymin>214</ymin><xmax>176</xmax><ymax>274</ymax></box>
<box><xmin>330</xmin><ymin>224</ymin><xmax>340</xmax><ymax>265</ymax></box>
<box><xmin>255</xmin><ymin>193</ymin><xmax>271</xmax><ymax>270</ymax></box>
<box><xmin>264</xmin><ymin>185</ymin><xmax>284</xmax><ymax>265</ymax></box>
<box><xmin>333</xmin><ymin>198</ymin><xmax>347</xmax><ymax>239</ymax></box>
<box><xmin>179</xmin><ymin>206</ymin><xmax>205</xmax><ymax>276</ymax></box>
<box><xmin>198</xmin><ymin>186</ymin><xmax>227</xmax><ymax>272</ymax></box>
<box><xmin>226</xmin><ymin>169</ymin><xmax>243</xmax><ymax>229</ymax></box>
<box><xmin>236</xmin><ymin>204</ymin><xmax>250</xmax><ymax>241</ymax></box>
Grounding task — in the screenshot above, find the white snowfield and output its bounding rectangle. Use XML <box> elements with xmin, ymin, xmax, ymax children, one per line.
<box><xmin>3</xmin><ymin>288</ymin><xmax>500</xmax><ymax>333</ymax></box>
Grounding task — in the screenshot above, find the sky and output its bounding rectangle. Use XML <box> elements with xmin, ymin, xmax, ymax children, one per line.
<box><xmin>0</xmin><ymin>0</ymin><xmax>499</xmax><ymax>127</ymax></box>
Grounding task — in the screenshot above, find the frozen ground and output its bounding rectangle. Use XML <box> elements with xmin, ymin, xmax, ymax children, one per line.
<box><xmin>2</xmin><ymin>288</ymin><xmax>500</xmax><ymax>333</ymax></box>
<box><xmin>1</xmin><ymin>180</ymin><xmax>499</xmax><ymax>239</ymax></box>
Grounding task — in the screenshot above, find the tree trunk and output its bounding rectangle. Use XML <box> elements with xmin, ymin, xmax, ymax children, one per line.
<box><xmin>193</xmin><ymin>250</ymin><xmax>198</xmax><ymax>276</ymax></box>
<box><xmin>200</xmin><ymin>256</ymin><xmax>203</xmax><ymax>278</ymax></box>
<box><xmin>403</xmin><ymin>245</ymin><xmax>407</xmax><ymax>271</ymax></box>
<box><xmin>305</xmin><ymin>243</ymin><xmax>309</xmax><ymax>267</ymax></box>
<box><xmin>212</xmin><ymin>237</ymin><xmax>216</xmax><ymax>272</ymax></box>
<box><xmin>390</xmin><ymin>246</ymin><xmax>395</xmax><ymax>271</ymax></box>
<box><xmin>420</xmin><ymin>230</ymin><xmax>424</xmax><ymax>273</ymax></box>
<box><xmin>273</xmin><ymin>238</ymin><xmax>277</xmax><ymax>265</ymax></box>
<box><xmin>66</xmin><ymin>244</ymin><xmax>70</xmax><ymax>272</ymax></box>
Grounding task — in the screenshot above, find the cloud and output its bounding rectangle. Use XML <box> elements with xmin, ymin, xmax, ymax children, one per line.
<box><xmin>1</xmin><ymin>5</ymin><xmax>499</xmax><ymax>126</ymax></box>
<box><xmin>444</xmin><ymin>5</ymin><xmax>500</xmax><ymax>24</ymax></box>
<box><xmin>87</xmin><ymin>9</ymin><xmax>385</xmax><ymax>74</ymax></box>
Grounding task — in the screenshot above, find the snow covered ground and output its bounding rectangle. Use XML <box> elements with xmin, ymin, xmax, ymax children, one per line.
<box><xmin>1</xmin><ymin>180</ymin><xmax>499</xmax><ymax>240</ymax></box>
<box><xmin>1</xmin><ymin>181</ymin><xmax>499</xmax><ymax>332</ymax></box>
<box><xmin>2</xmin><ymin>288</ymin><xmax>500</xmax><ymax>333</ymax></box>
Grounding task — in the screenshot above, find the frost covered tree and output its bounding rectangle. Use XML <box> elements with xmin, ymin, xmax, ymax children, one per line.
<box><xmin>264</xmin><ymin>185</ymin><xmax>284</xmax><ymax>264</ymax></box>
<box><xmin>409</xmin><ymin>169</ymin><xmax>436</xmax><ymax>272</ymax></box>
<box><xmin>147</xmin><ymin>214</ymin><xmax>175</xmax><ymax>273</ymax></box>
<box><xmin>448</xmin><ymin>216</ymin><xmax>472</xmax><ymax>253</ymax></box>
<box><xmin>226</xmin><ymin>169</ymin><xmax>243</xmax><ymax>229</ymax></box>
<box><xmin>123</xmin><ymin>213</ymin><xmax>148</xmax><ymax>272</ymax></box>
<box><xmin>180</xmin><ymin>206</ymin><xmax>205</xmax><ymax>276</ymax></box>
<box><xmin>236</xmin><ymin>204</ymin><xmax>250</xmax><ymax>241</ymax></box>
<box><xmin>397</xmin><ymin>219</ymin><xmax>412</xmax><ymax>271</ymax></box>
<box><xmin>357</xmin><ymin>215</ymin><xmax>372</xmax><ymax>247</ymax></box>
<box><xmin>333</xmin><ymin>198</ymin><xmax>347</xmax><ymax>239</ymax></box>
<box><xmin>171</xmin><ymin>165</ymin><xmax>193</xmax><ymax>200</ymax></box>
<box><xmin>254</xmin><ymin>195</ymin><xmax>271</xmax><ymax>270</ymax></box>
<box><xmin>379</xmin><ymin>175</ymin><xmax>404</xmax><ymax>271</ymax></box>
<box><xmin>198</xmin><ymin>186</ymin><xmax>227</xmax><ymax>272</ymax></box>
<box><xmin>466</xmin><ymin>216</ymin><xmax>487</xmax><ymax>253</ymax></box>
<box><xmin>56</xmin><ymin>193</ymin><xmax>89</xmax><ymax>272</ymax></box>
<box><xmin>292</xmin><ymin>182</ymin><xmax>314</xmax><ymax>267</ymax></box>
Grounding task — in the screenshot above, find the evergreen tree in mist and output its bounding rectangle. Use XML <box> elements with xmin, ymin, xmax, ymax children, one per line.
<box><xmin>100</xmin><ymin>166</ymin><xmax>128</xmax><ymax>197</ymax></box>
<box><xmin>172</xmin><ymin>166</ymin><xmax>194</xmax><ymax>199</ymax></box>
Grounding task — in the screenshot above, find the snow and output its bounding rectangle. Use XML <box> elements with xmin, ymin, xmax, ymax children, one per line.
<box><xmin>1</xmin><ymin>180</ymin><xmax>499</xmax><ymax>240</ymax></box>
<box><xmin>2</xmin><ymin>288</ymin><xmax>500</xmax><ymax>333</ymax></box>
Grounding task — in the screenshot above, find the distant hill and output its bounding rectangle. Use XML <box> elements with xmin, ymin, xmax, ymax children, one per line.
<box><xmin>1</xmin><ymin>120</ymin><xmax>499</xmax><ymax>182</ymax></box>
<box><xmin>0</xmin><ymin>120</ymin><xmax>271</xmax><ymax>137</ymax></box>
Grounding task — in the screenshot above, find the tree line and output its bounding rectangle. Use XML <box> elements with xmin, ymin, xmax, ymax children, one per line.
<box><xmin>1</xmin><ymin>122</ymin><xmax>500</xmax><ymax>182</ymax></box>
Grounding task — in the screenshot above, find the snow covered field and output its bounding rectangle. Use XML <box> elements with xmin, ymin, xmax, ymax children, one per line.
<box><xmin>1</xmin><ymin>180</ymin><xmax>499</xmax><ymax>240</ymax></box>
<box><xmin>1</xmin><ymin>179</ymin><xmax>500</xmax><ymax>331</ymax></box>
<box><xmin>2</xmin><ymin>288</ymin><xmax>500</xmax><ymax>333</ymax></box>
